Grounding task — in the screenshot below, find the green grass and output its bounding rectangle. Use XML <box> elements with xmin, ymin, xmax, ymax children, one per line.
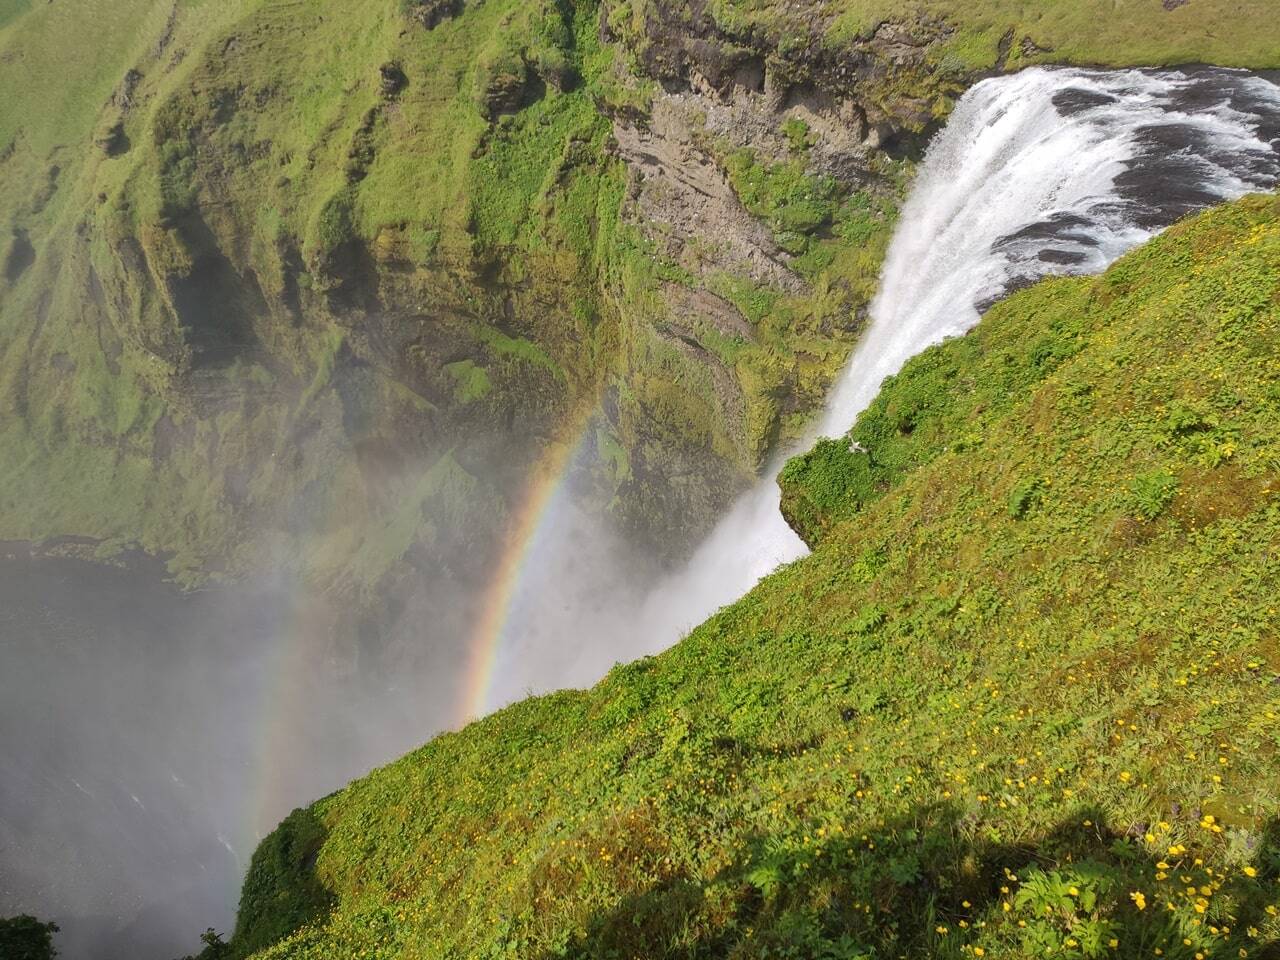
<box><xmin>0</xmin><ymin>0</ymin><xmax>30</xmax><ymax>32</ymax></box>
<box><xmin>723</xmin><ymin>150</ymin><xmax>841</xmax><ymax>255</ymax></box>
<box><xmin>708</xmin><ymin>0</ymin><xmax>1280</xmax><ymax>72</ymax></box>
<box><xmin>444</xmin><ymin>359</ymin><xmax>493</xmax><ymax>404</ymax></box>
<box><xmin>0</xmin><ymin>0</ymin><xmax>620</xmax><ymax>589</ymax></box>
<box><xmin>224</xmin><ymin>194</ymin><xmax>1280</xmax><ymax>959</ymax></box>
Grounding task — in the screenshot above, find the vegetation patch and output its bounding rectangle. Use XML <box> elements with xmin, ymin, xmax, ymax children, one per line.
<box><xmin>723</xmin><ymin>149</ymin><xmax>841</xmax><ymax>256</ymax></box>
<box><xmin>444</xmin><ymin>359</ymin><xmax>492</xmax><ymax>404</ymax></box>
<box><xmin>232</xmin><ymin>807</ymin><xmax>335</xmax><ymax>958</ymax></box>
<box><xmin>0</xmin><ymin>915</ymin><xmax>58</xmax><ymax>960</ymax></box>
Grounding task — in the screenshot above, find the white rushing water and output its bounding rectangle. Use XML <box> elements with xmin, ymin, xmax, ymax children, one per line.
<box><xmin>627</xmin><ymin>65</ymin><xmax>1280</xmax><ymax>643</ymax></box>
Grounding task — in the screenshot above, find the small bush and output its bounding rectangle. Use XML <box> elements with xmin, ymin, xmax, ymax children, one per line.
<box><xmin>723</xmin><ymin>149</ymin><xmax>841</xmax><ymax>248</ymax></box>
<box><xmin>780</xmin><ymin>117</ymin><xmax>811</xmax><ymax>153</ymax></box>
<box><xmin>1127</xmin><ymin>470</ymin><xmax>1179</xmax><ymax>520</ymax></box>
<box><xmin>1008</xmin><ymin>476</ymin><xmax>1044</xmax><ymax>518</ymax></box>
<box><xmin>0</xmin><ymin>916</ymin><xmax>58</xmax><ymax>960</ymax></box>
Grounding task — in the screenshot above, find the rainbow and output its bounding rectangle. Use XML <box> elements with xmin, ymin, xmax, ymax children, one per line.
<box><xmin>241</xmin><ymin>588</ymin><xmax>333</xmax><ymax>854</ymax></box>
<box><xmin>455</xmin><ymin>410</ymin><xmax>598</xmax><ymax>724</ymax></box>
<box><xmin>236</xmin><ymin>409</ymin><xmax>598</xmax><ymax>852</ymax></box>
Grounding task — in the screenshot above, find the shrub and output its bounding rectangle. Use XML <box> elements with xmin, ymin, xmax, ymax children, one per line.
<box><xmin>781</xmin><ymin>117</ymin><xmax>811</xmax><ymax>153</ymax></box>
<box><xmin>0</xmin><ymin>915</ymin><xmax>59</xmax><ymax>960</ymax></box>
<box><xmin>778</xmin><ymin>437</ymin><xmax>876</xmax><ymax>545</ymax></box>
<box><xmin>1127</xmin><ymin>470</ymin><xmax>1179</xmax><ymax>520</ymax></box>
<box><xmin>1008</xmin><ymin>476</ymin><xmax>1044</xmax><ymax>518</ymax></box>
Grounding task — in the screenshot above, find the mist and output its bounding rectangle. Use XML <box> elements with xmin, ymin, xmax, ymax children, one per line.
<box><xmin>0</xmin><ymin>546</ymin><xmax>454</xmax><ymax>958</ymax></box>
<box><xmin>0</xmin><ymin>432</ymin><xmax>713</xmax><ymax>960</ymax></box>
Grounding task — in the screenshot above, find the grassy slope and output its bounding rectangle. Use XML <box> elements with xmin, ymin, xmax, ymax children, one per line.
<box><xmin>0</xmin><ymin>0</ymin><xmax>171</xmax><ymax>197</ymax></box>
<box><xmin>876</xmin><ymin>0</ymin><xmax>1280</xmax><ymax>68</ymax></box>
<box><xmin>710</xmin><ymin>0</ymin><xmax>1280</xmax><ymax>71</ymax></box>
<box><xmin>233</xmin><ymin>195</ymin><xmax>1280</xmax><ymax>959</ymax></box>
<box><xmin>0</xmin><ymin>0</ymin><xmax>618</xmax><ymax>587</ymax></box>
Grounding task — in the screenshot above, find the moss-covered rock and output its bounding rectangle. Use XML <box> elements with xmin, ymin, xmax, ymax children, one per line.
<box><xmin>232</xmin><ymin>808</ymin><xmax>335</xmax><ymax>958</ymax></box>
<box><xmin>778</xmin><ymin>436</ymin><xmax>876</xmax><ymax>547</ymax></box>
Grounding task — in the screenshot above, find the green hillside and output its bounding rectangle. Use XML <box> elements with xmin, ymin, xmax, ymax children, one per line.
<box><xmin>0</xmin><ymin>0</ymin><xmax>904</xmax><ymax>595</ymax></box>
<box><xmin>700</xmin><ymin>0</ymin><xmax>1280</xmax><ymax>70</ymax></box>
<box><xmin>222</xmin><ymin>194</ymin><xmax>1280</xmax><ymax>959</ymax></box>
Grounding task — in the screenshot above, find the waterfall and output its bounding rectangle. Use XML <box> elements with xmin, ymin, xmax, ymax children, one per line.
<box><xmin>632</xmin><ymin>65</ymin><xmax>1280</xmax><ymax>643</ymax></box>
<box><xmin>818</xmin><ymin>66</ymin><xmax>1280</xmax><ymax>437</ymax></box>
<box><xmin>484</xmin><ymin>66</ymin><xmax>1280</xmax><ymax>706</ymax></box>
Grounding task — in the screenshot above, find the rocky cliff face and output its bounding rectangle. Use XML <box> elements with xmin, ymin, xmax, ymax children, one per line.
<box><xmin>0</xmin><ymin>0</ymin><xmax>945</xmax><ymax>653</ymax></box>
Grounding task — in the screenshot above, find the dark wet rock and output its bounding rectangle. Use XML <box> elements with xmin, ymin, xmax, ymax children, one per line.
<box><xmin>94</xmin><ymin>69</ymin><xmax>144</xmax><ymax>156</ymax></box>
<box><xmin>1021</xmin><ymin>36</ymin><xmax>1053</xmax><ymax>57</ymax></box>
<box><xmin>95</xmin><ymin>119</ymin><xmax>130</xmax><ymax>156</ymax></box>
<box><xmin>1113</xmin><ymin>115</ymin><xmax>1280</xmax><ymax>228</ymax></box>
<box><xmin>4</xmin><ymin>228</ymin><xmax>34</xmax><ymax>282</ymax></box>
<box><xmin>156</xmin><ymin>213</ymin><xmax>265</xmax><ymax>368</ymax></box>
<box><xmin>478</xmin><ymin>59</ymin><xmax>537</xmax><ymax>120</ymax></box>
<box><xmin>995</xmin><ymin>213</ymin><xmax>1101</xmax><ymax>247</ymax></box>
<box><xmin>111</xmin><ymin>69</ymin><xmax>143</xmax><ymax>111</ymax></box>
<box><xmin>1038</xmin><ymin>249</ymin><xmax>1089</xmax><ymax>265</ymax></box>
<box><xmin>405</xmin><ymin>0</ymin><xmax>462</xmax><ymax>30</ymax></box>
<box><xmin>994</xmin><ymin>28</ymin><xmax>1016</xmax><ymax>72</ymax></box>
<box><xmin>379</xmin><ymin>62</ymin><xmax>408</xmax><ymax>98</ymax></box>
<box><xmin>1053</xmin><ymin>87</ymin><xmax>1120</xmax><ymax>115</ymax></box>
<box><xmin>345</xmin><ymin>106</ymin><xmax>381</xmax><ymax>183</ymax></box>
<box><xmin>1157</xmin><ymin>67</ymin><xmax>1280</xmax><ymax>148</ymax></box>
<box><xmin>533</xmin><ymin>52</ymin><xmax>575</xmax><ymax>93</ymax></box>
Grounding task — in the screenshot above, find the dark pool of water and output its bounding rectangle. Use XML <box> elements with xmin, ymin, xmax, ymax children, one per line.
<box><xmin>0</xmin><ymin>548</ymin><xmax>434</xmax><ymax>959</ymax></box>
